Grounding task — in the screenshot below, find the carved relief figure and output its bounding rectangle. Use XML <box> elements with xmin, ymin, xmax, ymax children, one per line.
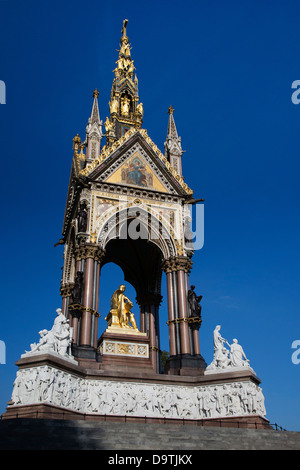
<box><xmin>9</xmin><ymin>364</ymin><xmax>267</xmax><ymax>420</ymax></box>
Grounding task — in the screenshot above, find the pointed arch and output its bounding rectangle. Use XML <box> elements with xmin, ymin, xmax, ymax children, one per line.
<box><xmin>97</xmin><ymin>205</ymin><xmax>177</xmax><ymax>260</ymax></box>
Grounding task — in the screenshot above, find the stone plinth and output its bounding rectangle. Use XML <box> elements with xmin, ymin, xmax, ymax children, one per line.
<box><xmin>2</xmin><ymin>350</ymin><xmax>268</xmax><ymax>429</ymax></box>
<box><xmin>97</xmin><ymin>329</ymin><xmax>153</xmax><ymax>373</ymax></box>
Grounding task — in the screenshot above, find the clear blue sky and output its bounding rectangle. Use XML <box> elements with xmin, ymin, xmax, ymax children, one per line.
<box><xmin>0</xmin><ymin>0</ymin><xmax>300</xmax><ymax>431</ymax></box>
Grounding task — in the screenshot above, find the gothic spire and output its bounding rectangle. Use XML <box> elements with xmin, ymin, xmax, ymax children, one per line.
<box><xmin>104</xmin><ymin>19</ymin><xmax>143</xmax><ymax>145</ymax></box>
<box><xmin>164</xmin><ymin>106</ymin><xmax>184</xmax><ymax>175</ymax></box>
<box><xmin>85</xmin><ymin>89</ymin><xmax>103</xmax><ymax>161</ymax></box>
<box><xmin>90</xmin><ymin>89</ymin><xmax>101</xmax><ymax>124</ymax></box>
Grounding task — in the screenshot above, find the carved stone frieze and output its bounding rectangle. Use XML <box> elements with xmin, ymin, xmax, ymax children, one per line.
<box><xmin>92</xmin><ymin>183</ymin><xmax>181</xmax><ymax>205</ymax></box>
<box><xmin>9</xmin><ymin>365</ymin><xmax>267</xmax><ymax>421</ymax></box>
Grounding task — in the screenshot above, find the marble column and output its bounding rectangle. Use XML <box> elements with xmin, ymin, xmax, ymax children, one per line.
<box><xmin>80</xmin><ymin>257</ymin><xmax>94</xmax><ymax>346</ymax></box>
<box><xmin>166</xmin><ymin>271</ymin><xmax>177</xmax><ymax>357</ymax></box>
<box><xmin>163</xmin><ymin>257</ymin><xmax>193</xmax><ymax>356</ymax></box>
<box><xmin>172</xmin><ymin>271</ymin><xmax>181</xmax><ymax>354</ymax></box>
<box><xmin>60</xmin><ymin>283</ymin><xmax>74</xmax><ymax>319</ymax></box>
<box><xmin>149</xmin><ymin>305</ymin><xmax>157</xmax><ymax>372</ymax></box>
<box><xmin>93</xmin><ymin>261</ymin><xmax>101</xmax><ymax>348</ymax></box>
<box><xmin>137</xmin><ymin>292</ymin><xmax>162</xmax><ymax>373</ymax></box>
<box><xmin>139</xmin><ymin>305</ymin><xmax>146</xmax><ymax>334</ymax></box>
<box><xmin>193</xmin><ymin>327</ymin><xmax>201</xmax><ymax>355</ymax></box>
<box><xmin>75</xmin><ymin>244</ymin><xmax>104</xmax><ymax>348</ymax></box>
<box><xmin>177</xmin><ymin>269</ymin><xmax>190</xmax><ymax>355</ymax></box>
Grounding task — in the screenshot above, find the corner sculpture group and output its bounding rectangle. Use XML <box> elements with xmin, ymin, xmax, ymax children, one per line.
<box><xmin>24</xmin><ymin>308</ymin><xmax>73</xmax><ymax>358</ymax></box>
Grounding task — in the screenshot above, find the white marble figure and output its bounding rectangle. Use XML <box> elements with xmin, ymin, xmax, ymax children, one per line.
<box><xmin>229</xmin><ymin>339</ymin><xmax>249</xmax><ymax>367</ymax></box>
<box><xmin>23</xmin><ymin>308</ymin><xmax>73</xmax><ymax>359</ymax></box>
<box><xmin>206</xmin><ymin>325</ymin><xmax>253</xmax><ymax>373</ymax></box>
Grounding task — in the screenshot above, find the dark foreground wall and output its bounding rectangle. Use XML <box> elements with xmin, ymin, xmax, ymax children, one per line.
<box><xmin>0</xmin><ymin>418</ymin><xmax>300</xmax><ymax>450</ymax></box>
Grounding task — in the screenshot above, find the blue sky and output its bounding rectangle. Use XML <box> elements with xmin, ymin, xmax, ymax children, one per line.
<box><xmin>0</xmin><ymin>0</ymin><xmax>300</xmax><ymax>431</ymax></box>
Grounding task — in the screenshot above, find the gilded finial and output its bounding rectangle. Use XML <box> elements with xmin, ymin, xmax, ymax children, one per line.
<box><xmin>122</xmin><ymin>19</ymin><xmax>128</xmax><ymax>38</ymax></box>
<box><xmin>73</xmin><ymin>134</ymin><xmax>81</xmax><ymax>154</ymax></box>
<box><xmin>93</xmin><ymin>89</ymin><xmax>99</xmax><ymax>98</ymax></box>
<box><xmin>73</xmin><ymin>133</ymin><xmax>81</xmax><ymax>144</ymax></box>
<box><xmin>168</xmin><ymin>105</ymin><xmax>174</xmax><ymax>115</ymax></box>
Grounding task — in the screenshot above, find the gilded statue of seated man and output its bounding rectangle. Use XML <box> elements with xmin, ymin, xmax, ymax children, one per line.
<box><xmin>110</xmin><ymin>284</ymin><xmax>139</xmax><ymax>331</ymax></box>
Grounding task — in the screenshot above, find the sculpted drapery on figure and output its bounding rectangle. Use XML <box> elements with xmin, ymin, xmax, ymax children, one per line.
<box><xmin>77</xmin><ymin>203</ymin><xmax>88</xmax><ymax>233</ymax></box>
<box><xmin>206</xmin><ymin>325</ymin><xmax>253</xmax><ymax>373</ymax></box>
<box><xmin>110</xmin><ymin>285</ymin><xmax>139</xmax><ymax>331</ymax></box>
<box><xmin>71</xmin><ymin>271</ymin><xmax>83</xmax><ymax>305</ymax></box>
<box><xmin>229</xmin><ymin>339</ymin><xmax>249</xmax><ymax>367</ymax></box>
<box><xmin>23</xmin><ymin>308</ymin><xmax>73</xmax><ymax>359</ymax></box>
<box><xmin>187</xmin><ymin>285</ymin><xmax>202</xmax><ymax>317</ymax></box>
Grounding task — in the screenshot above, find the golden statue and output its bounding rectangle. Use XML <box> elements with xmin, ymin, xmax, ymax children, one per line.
<box><xmin>104</xmin><ymin>116</ymin><xmax>114</xmax><ymax>133</ymax></box>
<box><xmin>106</xmin><ymin>284</ymin><xmax>139</xmax><ymax>331</ymax></box>
<box><xmin>136</xmin><ymin>102</ymin><xmax>143</xmax><ymax>117</ymax></box>
<box><xmin>121</xmin><ymin>96</ymin><xmax>130</xmax><ymax>116</ymax></box>
<box><xmin>109</xmin><ymin>97</ymin><xmax>118</xmax><ymax>114</ymax></box>
<box><xmin>119</xmin><ymin>36</ymin><xmax>131</xmax><ymax>58</ymax></box>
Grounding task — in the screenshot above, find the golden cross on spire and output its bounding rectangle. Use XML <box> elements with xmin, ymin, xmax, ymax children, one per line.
<box><xmin>122</xmin><ymin>19</ymin><xmax>128</xmax><ymax>37</ymax></box>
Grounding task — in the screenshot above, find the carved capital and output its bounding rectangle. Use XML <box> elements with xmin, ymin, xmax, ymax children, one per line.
<box><xmin>162</xmin><ymin>256</ymin><xmax>193</xmax><ymax>274</ymax></box>
<box><xmin>75</xmin><ymin>244</ymin><xmax>105</xmax><ymax>262</ymax></box>
<box><xmin>94</xmin><ymin>247</ymin><xmax>106</xmax><ymax>263</ymax></box>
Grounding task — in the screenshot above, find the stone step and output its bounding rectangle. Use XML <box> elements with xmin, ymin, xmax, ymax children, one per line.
<box><xmin>1</xmin><ymin>419</ymin><xmax>300</xmax><ymax>450</ymax></box>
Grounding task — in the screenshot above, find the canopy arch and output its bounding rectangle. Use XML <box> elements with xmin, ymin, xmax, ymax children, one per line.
<box><xmin>97</xmin><ymin>204</ymin><xmax>178</xmax><ymax>261</ymax></box>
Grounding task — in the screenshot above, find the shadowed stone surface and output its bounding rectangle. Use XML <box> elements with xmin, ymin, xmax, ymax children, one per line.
<box><xmin>0</xmin><ymin>418</ymin><xmax>300</xmax><ymax>450</ymax></box>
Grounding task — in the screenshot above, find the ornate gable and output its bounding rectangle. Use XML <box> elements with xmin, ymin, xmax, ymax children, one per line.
<box><xmin>104</xmin><ymin>147</ymin><xmax>169</xmax><ymax>193</ymax></box>
<box><xmin>79</xmin><ymin>128</ymin><xmax>193</xmax><ymax>197</ymax></box>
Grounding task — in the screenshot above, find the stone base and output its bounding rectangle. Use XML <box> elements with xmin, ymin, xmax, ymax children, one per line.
<box><xmin>165</xmin><ymin>354</ymin><xmax>207</xmax><ymax>376</ymax></box>
<box><xmin>21</xmin><ymin>350</ymin><xmax>78</xmax><ymax>365</ymax></box>
<box><xmin>2</xmin><ymin>403</ymin><xmax>271</xmax><ymax>430</ymax></box>
<box><xmin>2</xmin><ymin>352</ymin><xmax>268</xmax><ymax>427</ymax></box>
<box><xmin>71</xmin><ymin>344</ymin><xmax>100</xmax><ymax>361</ymax></box>
<box><xmin>97</xmin><ymin>330</ymin><xmax>153</xmax><ymax>373</ymax></box>
<box><xmin>205</xmin><ymin>365</ymin><xmax>256</xmax><ymax>376</ymax></box>
<box><xmin>105</xmin><ymin>325</ymin><xmax>147</xmax><ymax>337</ymax></box>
